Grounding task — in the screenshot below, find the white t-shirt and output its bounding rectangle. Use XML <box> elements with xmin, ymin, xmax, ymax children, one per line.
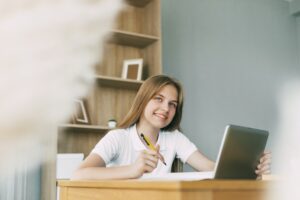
<box><xmin>91</xmin><ymin>124</ymin><xmax>197</xmax><ymax>173</ymax></box>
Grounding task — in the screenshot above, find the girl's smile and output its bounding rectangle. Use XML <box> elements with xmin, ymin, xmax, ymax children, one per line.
<box><xmin>153</xmin><ymin>112</ymin><xmax>168</xmax><ymax>120</ymax></box>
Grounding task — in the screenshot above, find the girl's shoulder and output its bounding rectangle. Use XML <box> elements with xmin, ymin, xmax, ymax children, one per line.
<box><xmin>160</xmin><ymin>129</ymin><xmax>184</xmax><ymax>139</ymax></box>
<box><xmin>107</xmin><ymin>127</ymin><xmax>128</xmax><ymax>133</ymax></box>
<box><xmin>161</xmin><ymin>128</ymin><xmax>182</xmax><ymax>134</ymax></box>
<box><xmin>159</xmin><ymin>130</ymin><xmax>192</xmax><ymax>149</ymax></box>
<box><xmin>104</xmin><ymin>127</ymin><xmax>131</xmax><ymax>139</ymax></box>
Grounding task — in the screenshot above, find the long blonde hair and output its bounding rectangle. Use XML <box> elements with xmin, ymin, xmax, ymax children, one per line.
<box><xmin>118</xmin><ymin>75</ymin><xmax>184</xmax><ymax>131</ymax></box>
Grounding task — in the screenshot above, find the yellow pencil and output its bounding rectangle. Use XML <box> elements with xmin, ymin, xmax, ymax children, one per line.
<box><xmin>141</xmin><ymin>133</ymin><xmax>166</xmax><ymax>166</ymax></box>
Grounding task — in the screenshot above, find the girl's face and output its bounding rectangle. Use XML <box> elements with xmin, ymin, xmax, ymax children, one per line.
<box><xmin>140</xmin><ymin>84</ymin><xmax>178</xmax><ymax>130</ymax></box>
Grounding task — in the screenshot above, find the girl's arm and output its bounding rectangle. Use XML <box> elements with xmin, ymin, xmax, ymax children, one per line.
<box><xmin>186</xmin><ymin>150</ymin><xmax>215</xmax><ymax>171</ymax></box>
<box><xmin>71</xmin><ymin>150</ymin><xmax>159</xmax><ymax>180</ymax></box>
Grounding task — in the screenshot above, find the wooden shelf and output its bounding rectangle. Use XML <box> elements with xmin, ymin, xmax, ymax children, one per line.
<box><xmin>109</xmin><ymin>30</ymin><xmax>159</xmax><ymax>48</ymax></box>
<box><xmin>58</xmin><ymin>124</ymin><xmax>109</xmax><ymax>133</ymax></box>
<box><xmin>95</xmin><ymin>75</ymin><xmax>143</xmax><ymax>90</ymax></box>
<box><xmin>126</xmin><ymin>0</ymin><xmax>152</xmax><ymax>7</ymax></box>
<box><xmin>43</xmin><ymin>1</ymin><xmax>162</xmax><ymax>199</ymax></box>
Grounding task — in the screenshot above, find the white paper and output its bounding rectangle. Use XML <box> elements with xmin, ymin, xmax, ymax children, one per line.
<box><xmin>56</xmin><ymin>153</ymin><xmax>84</xmax><ymax>179</ymax></box>
<box><xmin>139</xmin><ymin>171</ymin><xmax>214</xmax><ymax>181</ymax></box>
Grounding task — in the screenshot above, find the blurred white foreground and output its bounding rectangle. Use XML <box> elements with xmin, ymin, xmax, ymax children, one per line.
<box><xmin>268</xmin><ymin>81</ymin><xmax>300</xmax><ymax>199</ymax></box>
<box><xmin>0</xmin><ymin>0</ymin><xmax>122</xmax><ymax>175</ymax></box>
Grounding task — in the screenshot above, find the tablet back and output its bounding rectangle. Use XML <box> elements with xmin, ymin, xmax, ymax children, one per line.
<box><xmin>214</xmin><ymin>125</ymin><xmax>269</xmax><ymax>179</ymax></box>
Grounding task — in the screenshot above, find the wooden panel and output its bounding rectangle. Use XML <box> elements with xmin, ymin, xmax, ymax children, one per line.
<box><xmin>213</xmin><ymin>191</ymin><xmax>264</xmax><ymax>200</ymax></box>
<box><xmin>143</xmin><ymin>41</ymin><xmax>161</xmax><ymax>77</ymax></box>
<box><xmin>97</xmin><ymin>44</ymin><xmax>143</xmax><ymax>77</ymax></box>
<box><xmin>115</xmin><ymin>0</ymin><xmax>160</xmax><ymax>36</ymax></box>
<box><xmin>126</xmin><ymin>0</ymin><xmax>152</xmax><ymax>7</ymax></box>
<box><xmin>58</xmin><ymin>180</ymin><xmax>271</xmax><ymax>200</ymax></box>
<box><xmin>58</xmin><ymin>124</ymin><xmax>109</xmax><ymax>133</ymax></box>
<box><xmin>83</xmin><ymin>86</ymin><xmax>98</xmax><ymax>125</ymax></box>
<box><xmin>183</xmin><ymin>191</ymin><xmax>212</xmax><ymax>200</ymax></box>
<box><xmin>95</xmin><ymin>75</ymin><xmax>143</xmax><ymax>90</ymax></box>
<box><xmin>98</xmin><ymin>42</ymin><xmax>161</xmax><ymax>80</ymax></box>
<box><xmin>93</xmin><ymin>86</ymin><xmax>138</xmax><ymax>126</ymax></box>
<box><xmin>115</xmin><ymin>5</ymin><xmax>144</xmax><ymax>34</ymax></box>
<box><xmin>67</xmin><ymin>188</ymin><xmax>182</xmax><ymax>200</ymax></box>
<box><xmin>59</xmin><ymin>187</ymin><xmax>68</xmax><ymax>200</ymax></box>
<box><xmin>145</xmin><ymin>0</ymin><xmax>161</xmax><ymax>75</ymax></box>
<box><xmin>144</xmin><ymin>0</ymin><xmax>160</xmax><ymax>36</ymax></box>
<box><xmin>57</xmin><ymin>130</ymin><xmax>106</xmax><ymax>157</ymax></box>
<box><xmin>108</xmin><ymin>30</ymin><xmax>159</xmax><ymax>48</ymax></box>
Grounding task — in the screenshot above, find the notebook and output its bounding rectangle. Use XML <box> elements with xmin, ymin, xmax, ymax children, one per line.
<box><xmin>140</xmin><ymin>124</ymin><xmax>269</xmax><ymax>181</ymax></box>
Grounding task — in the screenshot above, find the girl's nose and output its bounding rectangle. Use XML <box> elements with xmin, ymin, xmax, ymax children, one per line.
<box><xmin>161</xmin><ymin>101</ymin><xmax>169</xmax><ymax>112</ymax></box>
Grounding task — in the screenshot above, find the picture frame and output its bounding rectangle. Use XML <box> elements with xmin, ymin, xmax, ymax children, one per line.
<box><xmin>122</xmin><ymin>58</ymin><xmax>143</xmax><ymax>80</ymax></box>
<box><xmin>72</xmin><ymin>99</ymin><xmax>89</xmax><ymax>124</ymax></box>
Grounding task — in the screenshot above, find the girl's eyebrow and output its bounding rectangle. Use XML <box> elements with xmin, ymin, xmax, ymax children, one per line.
<box><xmin>156</xmin><ymin>93</ymin><xmax>178</xmax><ymax>103</ymax></box>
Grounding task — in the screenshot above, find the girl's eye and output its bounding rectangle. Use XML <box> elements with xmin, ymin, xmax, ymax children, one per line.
<box><xmin>154</xmin><ymin>96</ymin><xmax>163</xmax><ymax>102</ymax></box>
<box><xmin>169</xmin><ymin>102</ymin><xmax>177</xmax><ymax>108</ymax></box>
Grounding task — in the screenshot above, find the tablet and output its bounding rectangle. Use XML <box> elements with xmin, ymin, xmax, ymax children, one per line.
<box><xmin>214</xmin><ymin>124</ymin><xmax>269</xmax><ymax>179</ymax></box>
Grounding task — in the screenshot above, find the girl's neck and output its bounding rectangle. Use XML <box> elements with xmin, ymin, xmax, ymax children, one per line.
<box><xmin>136</xmin><ymin>122</ymin><xmax>160</xmax><ymax>144</ymax></box>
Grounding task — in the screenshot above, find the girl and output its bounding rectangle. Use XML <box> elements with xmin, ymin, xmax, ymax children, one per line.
<box><xmin>72</xmin><ymin>75</ymin><xmax>271</xmax><ymax>180</ymax></box>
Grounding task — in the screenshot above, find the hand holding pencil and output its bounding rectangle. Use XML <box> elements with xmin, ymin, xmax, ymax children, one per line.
<box><xmin>141</xmin><ymin>133</ymin><xmax>166</xmax><ymax>166</ymax></box>
<box><xmin>129</xmin><ymin>133</ymin><xmax>167</xmax><ymax>178</ymax></box>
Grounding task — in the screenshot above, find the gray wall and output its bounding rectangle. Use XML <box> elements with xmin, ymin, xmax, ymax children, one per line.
<box><xmin>297</xmin><ymin>13</ymin><xmax>300</xmax><ymax>60</ymax></box>
<box><xmin>161</xmin><ymin>0</ymin><xmax>300</xmax><ymax>171</ymax></box>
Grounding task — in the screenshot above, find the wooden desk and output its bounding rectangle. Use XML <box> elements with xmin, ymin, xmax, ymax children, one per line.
<box><xmin>58</xmin><ymin>179</ymin><xmax>272</xmax><ymax>200</ymax></box>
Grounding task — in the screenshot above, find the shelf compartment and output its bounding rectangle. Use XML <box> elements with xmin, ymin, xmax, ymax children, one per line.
<box><xmin>108</xmin><ymin>30</ymin><xmax>159</xmax><ymax>48</ymax></box>
<box><xmin>58</xmin><ymin>124</ymin><xmax>109</xmax><ymax>133</ymax></box>
<box><xmin>95</xmin><ymin>75</ymin><xmax>143</xmax><ymax>90</ymax></box>
<box><xmin>126</xmin><ymin>0</ymin><xmax>152</xmax><ymax>7</ymax></box>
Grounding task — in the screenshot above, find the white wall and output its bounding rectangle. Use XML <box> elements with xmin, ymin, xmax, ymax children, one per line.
<box><xmin>162</xmin><ymin>0</ymin><xmax>300</xmax><ymax>171</ymax></box>
<box><xmin>0</xmin><ymin>166</ymin><xmax>40</xmax><ymax>200</ymax></box>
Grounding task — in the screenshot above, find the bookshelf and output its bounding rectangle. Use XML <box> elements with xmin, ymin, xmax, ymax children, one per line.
<box><xmin>41</xmin><ymin>1</ymin><xmax>162</xmax><ymax>200</ymax></box>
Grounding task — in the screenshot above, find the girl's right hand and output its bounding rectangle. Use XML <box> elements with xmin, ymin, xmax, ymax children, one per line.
<box><xmin>130</xmin><ymin>149</ymin><xmax>159</xmax><ymax>178</ymax></box>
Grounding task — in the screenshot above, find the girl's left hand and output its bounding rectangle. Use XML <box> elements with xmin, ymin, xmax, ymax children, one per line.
<box><xmin>255</xmin><ymin>151</ymin><xmax>271</xmax><ymax>179</ymax></box>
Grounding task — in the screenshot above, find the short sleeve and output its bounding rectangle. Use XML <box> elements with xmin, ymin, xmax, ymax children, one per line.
<box><xmin>90</xmin><ymin>130</ymin><xmax>122</xmax><ymax>165</ymax></box>
<box><xmin>174</xmin><ymin>131</ymin><xmax>197</xmax><ymax>163</ymax></box>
